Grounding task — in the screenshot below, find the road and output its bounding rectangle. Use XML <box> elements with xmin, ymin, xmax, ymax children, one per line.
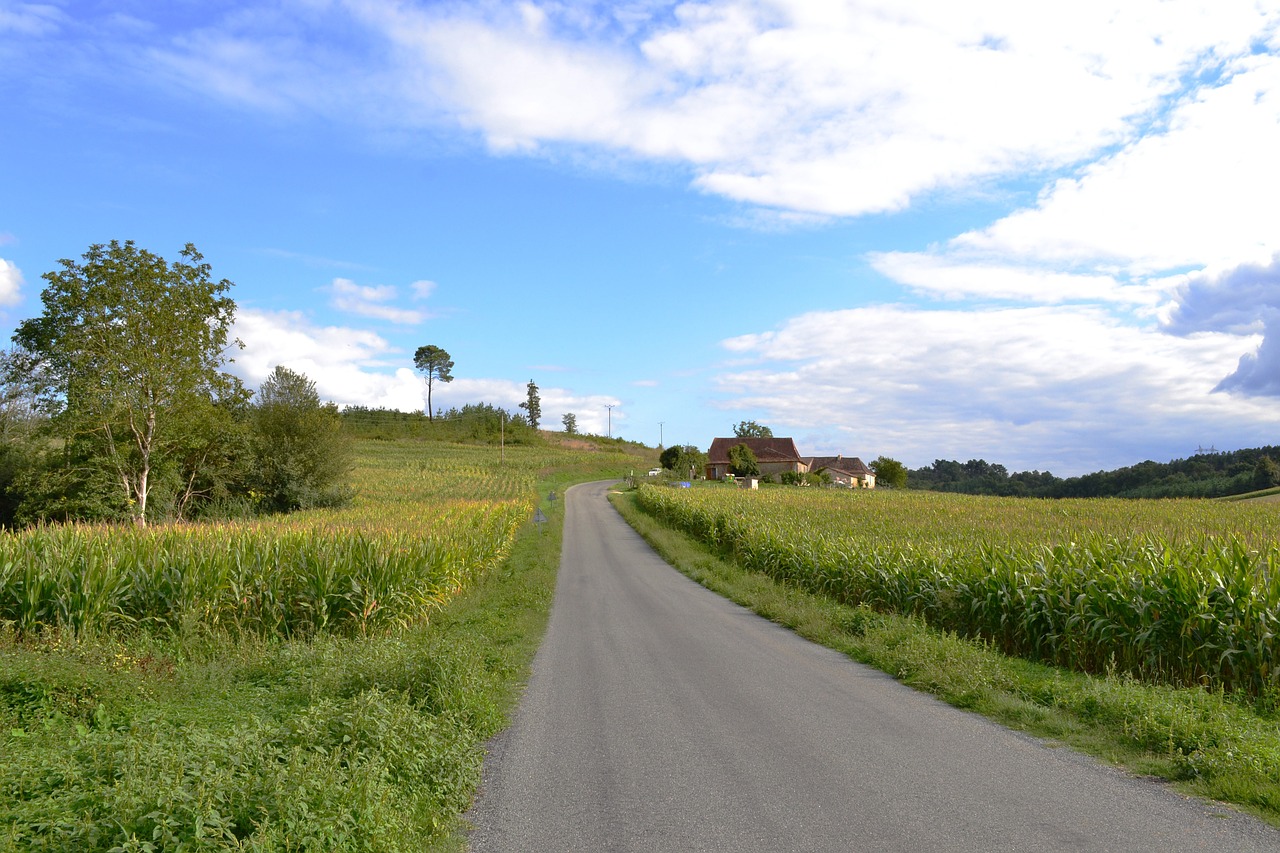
<box><xmin>465</xmin><ymin>480</ymin><xmax>1280</xmax><ymax>852</ymax></box>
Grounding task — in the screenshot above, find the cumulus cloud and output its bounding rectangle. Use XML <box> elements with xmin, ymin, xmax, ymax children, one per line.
<box><xmin>232</xmin><ymin>310</ymin><xmax>619</xmax><ymax>430</ymax></box>
<box><xmin>233</xmin><ymin>308</ymin><xmax>425</xmax><ymax>410</ymax></box>
<box><xmin>125</xmin><ymin>1</ymin><xmax>1280</xmax><ymax>219</ymax></box>
<box><xmin>0</xmin><ymin>258</ymin><xmax>24</xmax><ymax>306</ymax></box>
<box><xmin>951</xmin><ymin>54</ymin><xmax>1280</xmax><ymax>274</ymax></box>
<box><xmin>328</xmin><ymin>277</ymin><xmax>427</xmax><ymax>324</ymax></box>
<box><xmin>717</xmin><ymin>305</ymin><xmax>1276</xmax><ymax>475</ymax></box>
<box><xmin>1165</xmin><ymin>254</ymin><xmax>1280</xmax><ymax>396</ymax></box>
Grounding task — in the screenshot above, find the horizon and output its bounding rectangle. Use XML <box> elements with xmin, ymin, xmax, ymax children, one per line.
<box><xmin>4</xmin><ymin>2</ymin><xmax>1280</xmax><ymax>478</ymax></box>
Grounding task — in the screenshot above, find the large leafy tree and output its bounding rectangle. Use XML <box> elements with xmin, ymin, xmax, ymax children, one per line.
<box><xmin>871</xmin><ymin>456</ymin><xmax>907</xmax><ymax>489</ymax></box>
<box><xmin>733</xmin><ymin>420</ymin><xmax>773</xmax><ymax>438</ymax></box>
<box><xmin>413</xmin><ymin>345</ymin><xmax>454</xmax><ymax>423</ymax></box>
<box><xmin>13</xmin><ymin>240</ymin><xmax>244</xmax><ymax>526</ymax></box>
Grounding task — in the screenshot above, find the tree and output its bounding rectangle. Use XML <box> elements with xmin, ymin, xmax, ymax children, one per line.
<box><xmin>413</xmin><ymin>345</ymin><xmax>454</xmax><ymax>423</ymax></box>
<box><xmin>733</xmin><ymin>420</ymin><xmax>773</xmax><ymax>438</ymax></box>
<box><xmin>562</xmin><ymin>412</ymin><xmax>578</xmax><ymax>434</ymax></box>
<box><xmin>659</xmin><ymin>444</ymin><xmax>708</xmax><ymax>479</ymax></box>
<box><xmin>12</xmin><ymin>240</ymin><xmax>243</xmax><ymax>526</ymax></box>
<box><xmin>1254</xmin><ymin>455</ymin><xmax>1280</xmax><ymax>491</ymax></box>
<box><xmin>871</xmin><ymin>456</ymin><xmax>907</xmax><ymax>489</ymax></box>
<box><xmin>727</xmin><ymin>443</ymin><xmax>760</xmax><ymax>477</ymax></box>
<box><xmin>251</xmin><ymin>366</ymin><xmax>352</xmax><ymax>512</ymax></box>
<box><xmin>519</xmin><ymin>379</ymin><xmax>541</xmax><ymax>429</ymax></box>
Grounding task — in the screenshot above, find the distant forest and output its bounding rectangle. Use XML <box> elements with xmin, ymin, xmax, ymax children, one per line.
<box><xmin>908</xmin><ymin>447</ymin><xmax>1280</xmax><ymax>499</ymax></box>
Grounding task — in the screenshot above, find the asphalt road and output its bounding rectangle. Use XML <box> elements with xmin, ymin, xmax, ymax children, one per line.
<box><xmin>465</xmin><ymin>480</ymin><xmax>1280</xmax><ymax>852</ymax></box>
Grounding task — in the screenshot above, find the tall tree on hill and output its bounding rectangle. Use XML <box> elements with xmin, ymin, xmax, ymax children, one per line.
<box><xmin>413</xmin><ymin>345</ymin><xmax>454</xmax><ymax>423</ymax></box>
<box><xmin>562</xmin><ymin>412</ymin><xmax>578</xmax><ymax>434</ymax></box>
<box><xmin>520</xmin><ymin>379</ymin><xmax>541</xmax><ymax>429</ymax></box>
<box><xmin>12</xmin><ymin>240</ymin><xmax>244</xmax><ymax>526</ymax></box>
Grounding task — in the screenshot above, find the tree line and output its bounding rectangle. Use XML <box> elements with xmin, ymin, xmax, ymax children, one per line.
<box><xmin>908</xmin><ymin>448</ymin><xmax>1280</xmax><ymax>499</ymax></box>
<box><xmin>0</xmin><ymin>241</ymin><xmax>351</xmax><ymax>527</ymax></box>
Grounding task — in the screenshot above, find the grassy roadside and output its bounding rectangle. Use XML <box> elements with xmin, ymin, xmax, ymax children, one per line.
<box><xmin>0</xmin><ymin>466</ymin><xmax>600</xmax><ymax>852</ymax></box>
<box><xmin>610</xmin><ymin>488</ymin><xmax>1280</xmax><ymax>828</ymax></box>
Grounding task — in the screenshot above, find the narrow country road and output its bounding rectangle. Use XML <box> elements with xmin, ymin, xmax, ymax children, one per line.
<box><xmin>464</xmin><ymin>481</ymin><xmax>1280</xmax><ymax>852</ymax></box>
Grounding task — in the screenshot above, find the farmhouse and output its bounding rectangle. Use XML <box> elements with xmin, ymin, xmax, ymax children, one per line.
<box><xmin>805</xmin><ymin>455</ymin><xmax>876</xmax><ymax>489</ymax></box>
<box><xmin>705</xmin><ymin>436</ymin><xmax>808</xmax><ymax>481</ymax></box>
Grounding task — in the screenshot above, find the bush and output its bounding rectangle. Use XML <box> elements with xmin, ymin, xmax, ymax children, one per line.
<box><xmin>251</xmin><ymin>367</ymin><xmax>353</xmax><ymax>512</ymax></box>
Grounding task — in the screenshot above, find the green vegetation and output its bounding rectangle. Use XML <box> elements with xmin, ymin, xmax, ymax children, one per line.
<box><xmin>910</xmin><ymin>446</ymin><xmax>1280</xmax><ymax>499</ymax></box>
<box><xmin>732</xmin><ymin>420</ymin><xmax>773</xmax><ymax>438</ymax></box>
<box><xmin>612</xmin><ymin>487</ymin><xmax>1280</xmax><ymax>826</ymax></box>
<box><xmin>250</xmin><ymin>366</ymin><xmax>353</xmax><ymax>513</ymax></box>
<box><xmin>632</xmin><ymin>485</ymin><xmax>1280</xmax><ymax>696</ymax></box>
<box><xmin>727</xmin><ymin>443</ymin><xmax>759</xmax><ymax>477</ymax></box>
<box><xmin>870</xmin><ymin>455</ymin><xmax>907</xmax><ymax>489</ymax></box>
<box><xmin>10</xmin><ymin>241</ymin><xmax>246</xmax><ymax>527</ymax></box>
<box><xmin>1</xmin><ymin>438</ymin><xmax>648</xmax><ymax>850</ymax></box>
<box><xmin>0</xmin><ymin>242</ymin><xmax>362</xmax><ymax>528</ymax></box>
<box><xmin>658</xmin><ymin>444</ymin><xmax>707</xmax><ymax>480</ymax></box>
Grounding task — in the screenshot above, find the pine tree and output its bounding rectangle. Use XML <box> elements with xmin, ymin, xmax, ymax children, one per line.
<box><xmin>519</xmin><ymin>379</ymin><xmax>541</xmax><ymax>429</ymax></box>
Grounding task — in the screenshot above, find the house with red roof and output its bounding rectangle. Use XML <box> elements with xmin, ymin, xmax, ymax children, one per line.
<box><xmin>705</xmin><ymin>436</ymin><xmax>808</xmax><ymax>481</ymax></box>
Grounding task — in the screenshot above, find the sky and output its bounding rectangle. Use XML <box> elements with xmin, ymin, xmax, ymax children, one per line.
<box><xmin>4</xmin><ymin>0</ymin><xmax>1280</xmax><ymax>477</ymax></box>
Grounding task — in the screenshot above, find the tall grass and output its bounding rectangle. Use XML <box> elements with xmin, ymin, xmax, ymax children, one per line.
<box><xmin>635</xmin><ymin>485</ymin><xmax>1280</xmax><ymax>696</ymax></box>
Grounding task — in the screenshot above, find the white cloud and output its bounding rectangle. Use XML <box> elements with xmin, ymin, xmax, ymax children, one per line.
<box><xmin>951</xmin><ymin>54</ymin><xmax>1280</xmax><ymax>274</ymax></box>
<box><xmin>233</xmin><ymin>308</ymin><xmax>425</xmax><ymax>410</ymax></box>
<box><xmin>717</xmin><ymin>304</ymin><xmax>1279</xmax><ymax>475</ymax></box>
<box><xmin>328</xmin><ymin>277</ymin><xmax>427</xmax><ymax>324</ymax></box>
<box><xmin>0</xmin><ymin>258</ymin><xmax>24</xmax><ymax>306</ymax></box>
<box><xmin>232</xmin><ymin>310</ymin><xmax>621</xmax><ymax>431</ymax></box>
<box><xmin>410</xmin><ymin>279</ymin><xmax>437</xmax><ymax>299</ymax></box>
<box><xmin>868</xmin><ymin>252</ymin><xmax>1157</xmax><ymax>306</ymax></box>
<box><xmin>133</xmin><ymin>1</ymin><xmax>1280</xmax><ymax>219</ymax></box>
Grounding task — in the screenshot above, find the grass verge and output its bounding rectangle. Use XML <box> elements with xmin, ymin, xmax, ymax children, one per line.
<box><xmin>610</xmin><ymin>488</ymin><xmax>1280</xmax><ymax>828</ymax></box>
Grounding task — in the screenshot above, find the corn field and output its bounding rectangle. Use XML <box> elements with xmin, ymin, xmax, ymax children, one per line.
<box><xmin>0</xmin><ymin>442</ymin><xmax>540</xmax><ymax>637</ymax></box>
<box><xmin>636</xmin><ymin>484</ymin><xmax>1280</xmax><ymax>696</ymax></box>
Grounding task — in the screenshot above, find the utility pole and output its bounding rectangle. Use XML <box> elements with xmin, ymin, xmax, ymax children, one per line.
<box><xmin>658</xmin><ymin>421</ymin><xmax>664</xmax><ymax>448</ymax></box>
<box><xmin>606</xmin><ymin>404</ymin><xmax>615</xmax><ymax>438</ymax></box>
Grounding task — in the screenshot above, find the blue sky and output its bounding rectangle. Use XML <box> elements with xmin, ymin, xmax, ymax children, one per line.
<box><xmin>4</xmin><ymin>1</ymin><xmax>1280</xmax><ymax>477</ymax></box>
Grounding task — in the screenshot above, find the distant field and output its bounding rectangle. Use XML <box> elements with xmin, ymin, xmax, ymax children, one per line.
<box><xmin>634</xmin><ymin>483</ymin><xmax>1280</xmax><ymax>696</ymax></box>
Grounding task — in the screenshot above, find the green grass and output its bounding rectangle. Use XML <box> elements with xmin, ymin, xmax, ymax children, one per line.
<box><xmin>610</xmin><ymin>488</ymin><xmax>1280</xmax><ymax>828</ymax></box>
<box><xmin>0</xmin><ymin>440</ymin><xmax>641</xmax><ymax>851</ymax></box>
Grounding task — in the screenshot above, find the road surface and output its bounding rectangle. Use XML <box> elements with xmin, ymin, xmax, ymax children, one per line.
<box><xmin>465</xmin><ymin>480</ymin><xmax>1279</xmax><ymax>852</ymax></box>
